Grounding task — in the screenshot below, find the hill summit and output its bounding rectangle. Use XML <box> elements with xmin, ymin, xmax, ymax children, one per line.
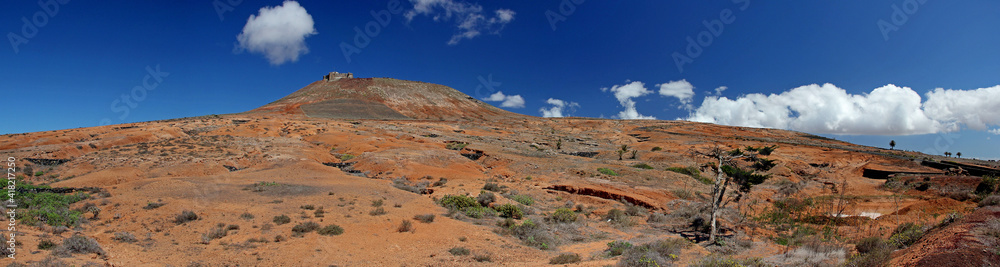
<box><xmin>250</xmin><ymin>71</ymin><xmax>519</xmax><ymax>121</ymax></box>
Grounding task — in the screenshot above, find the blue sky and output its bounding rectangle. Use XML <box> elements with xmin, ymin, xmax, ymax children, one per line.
<box><xmin>3</xmin><ymin>0</ymin><xmax>999</xmax><ymax>159</ymax></box>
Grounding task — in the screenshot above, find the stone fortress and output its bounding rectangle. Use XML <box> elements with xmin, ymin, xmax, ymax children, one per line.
<box><xmin>324</xmin><ymin>71</ymin><xmax>353</xmax><ymax>81</ymax></box>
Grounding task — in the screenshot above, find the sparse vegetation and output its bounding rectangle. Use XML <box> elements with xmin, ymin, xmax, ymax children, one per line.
<box><xmin>980</xmin><ymin>194</ymin><xmax>1000</xmax><ymax>207</ymax></box>
<box><xmin>464</xmin><ymin>206</ymin><xmax>497</xmax><ymax>218</ymax></box>
<box><xmin>397</xmin><ymin>220</ymin><xmax>414</xmax><ymax>233</ymax></box>
<box><xmin>651</xmin><ymin>146</ymin><xmax>663</xmax><ymax>151</ymax></box>
<box><xmin>888</xmin><ymin>222</ymin><xmax>924</xmax><ymax>248</ymax></box>
<box><xmin>112</xmin><ymin>232</ymin><xmax>138</xmax><ymax>243</ymax></box>
<box><xmin>174</xmin><ymin>210</ymin><xmax>199</xmax><ymax>224</ymax></box>
<box><xmin>37</xmin><ymin>239</ymin><xmax>56</xmax><ymax>250</ymax></box>
<box><xmin>598</xmin><ymin>167</ymin><xmax>619</xmax><ymax>176</ymax></box>
<box><xmin>291</xmin><ymin>221</ymin><xmax>321</xmax><ymax>235</ymax></box>
<box><xmin>498</xmin><ymin>218</ymin><xmax>556</xmax><ymax>250</ymax></box>
<box><xmin>53</xmin><ymin>235</ymin><xmax>105</xmax><ymax>257</ymax></box>
<box><xmin>273</xmin><ymin>215</ymin><xmax>291</xmax><ymax>225</ymax></box>
<box><xmin>632</xmin><ymin>163</ymin><xmax>654</xmax><ymax>169</ymax></box>
<box><xmin>549</xmin><ymin>253</ymin><xmax>582</xmax><ymax>264</ymax></box>
<box><xmin>616</xmin><ymin>238</ymin><xmax>691</xmax><ymax>266</ymax></box>
<box><xmin>318</xmin><ymin>224</ymin><xmax>344</xmax><ymax>236</ymax></box>
<box><xmin>477</xmin><ymin>191</ymin><xmax>496</xmax><ymax>206</ymax></box>
<box><xmin>143</xmin><ymin>202</ymin><xmax>165</xmax><ymax>210</ymax></box>
<box><xmin>691</xmin><ymin>255</ymin><xmax>768</xmax><ymax>267</ymax></box>
<box><xmin>414</xmin><ymin>214</ymin><xmax>435</xmax><ymax>223</ymax></box>
<box><xmin>473</xmin><ymin>254</ymin><xmax>492</xmax><ymax>262</ymax></box>
<box><xmin>482</xmin><ymin>182</ymin><xmax>504</xmax><ymax>192</ymax></box>
<box><xmin>548</xmin><ymin>208</ymin><xmax>577</xmax><ymax>223</ymax></box>
<box><xmin>495</xmin><ymin>204</ymin><xmax>524</xmax><ymax>219</ymax></box>
<box><xmin>512</xmin><ymin>195</ymin><xmax>534</xmax><ymax>206</ymax></box>
<box><xmin>439</xmin><ymin>194</ymin><xmax>480</xmax><ymax>211</ymax></box>
<box><xmin>604</xmin><ymin>209</ymin><xmax>633</xmax><ymax>227</ymax></box>
<box><xmin>605</xmin><ymin>240</ymin><xmax>633</xmax><ymax>256</ymax></box>
<box><xmin>371</xmin><ymin>199</ymin><xmax>384</xmax><ymax>207</ymax></box>
<box><xmin>449</xmin><ymin>247</ymin><xmax>470</xmax><ymax>256</ymax></box>
<box><xmin>667</xmin><ymin>166</ymin><xmax>713</xmax><ymax>185</ymax></box>
<box><xmin>369</xmin><ymin>207</ymin><xmax>387</xmax><ymax>216</ymax></box>
<box><xmin>446</xmin><ymin>141</ymin><xmax>469</xmax><ymax>150</ymax></box>
<box><xmin>11</xmin><ymin>181</ymin><xmax>88</xmax><ymax>227</ymax></box>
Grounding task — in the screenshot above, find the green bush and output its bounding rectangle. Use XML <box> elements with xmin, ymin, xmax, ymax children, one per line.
<box><xmin>606</xmin><ymin>240</ymin><xmax>633</xmax><ymax>256</ymax></box>
<box><xmin>651</xmin><ymin>147</ymin><xmax>663</xmax><ymax>151</ymax></box>
<box><xmin>598</xmin><ymin>168</ymin><xmax>619</xmax><ymax>176</ymax></box>
<box><xmin>632</xmin><ymin>163</ymin><xmax>654</xmax><ymax>169</ymax></box>
<box><xmin>512</xmin><ymin>195</ymin><xmax>534</xmax><ymax>206</ymax></box>
<box><xmin>37</xmin><ymin>239</ymin><xmax>56</xmax><ymax>250</ymax></box>
<box><xmin>549</xmin><ymin>253</ymin><xmax>582</xmax><ymax>264</ymax></box>
<box><xmin>494</xmin><ymin>204</ymin><xmax>523</xmax><ymax>219</ymax></box>
<box><xmin>439</xmin><ymin>195</ymin><xmax>480</xmax><ymax>211</ymax></box>
<box><xmin>888</xmin><ymin>223</ymin><xmax>924</xmax><ymax>248</ymax></box>
<box><xmin>273</xmin><ymin>215</ymin><xmax>291</xmax><ymax>225</ymax></box>
<box><xmin>548</xmin><ymin>208</ymin><xmax>578</xmax><ymax>223</ymax></box>
<box><xmin>617</xmin><ymin>238</ymin><xmax>691</xmax><ymax>266</ymax></box>
<box><xmin>369</xmin><ymin>207</ymin><xmax>387</xmax><ymax>216</ymax></box>
<box><xmin>291</xmin><ymin>221</ymin><xmax>321</xmax><ymax>235</ymax></box>
<box><xmin>12</xmin><ymin>182</ymin><xmax>88</xmax><ymax>227</ymax></box>
<box><xmin>318</xmin><ymin>224</ymin><xmax>344</xmax><ymax>236</ymax></box>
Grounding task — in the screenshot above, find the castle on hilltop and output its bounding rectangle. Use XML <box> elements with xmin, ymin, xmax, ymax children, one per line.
<box><xmin>324</xmin><ymin>71</ymin><xmax>353</xmax><ymax>81</ymax></box>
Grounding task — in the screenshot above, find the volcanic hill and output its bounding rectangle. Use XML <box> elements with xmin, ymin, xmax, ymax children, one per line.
<box><xmin>1</xmin><ymin>74</ymin><xmax>998</xmax><ymax>266</ymax></box>
<box><xmin>250</xmin><ymin>73</ymin><xmax>518</xmax><ymax>121</ymax></box>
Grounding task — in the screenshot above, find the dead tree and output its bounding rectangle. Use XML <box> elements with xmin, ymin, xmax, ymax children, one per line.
<box><xmin>691</xmin><ymin>145</ymin><xmax>771</xmax><ymax>245</ymax></box>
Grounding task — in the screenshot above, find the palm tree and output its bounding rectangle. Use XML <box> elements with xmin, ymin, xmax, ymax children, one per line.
<box><xmin>956</xmin><ymin>152</ymin><xmax>962</xmax><ymax>158</ymax></box>
<box><xmin>945</xmin><ymin>152</ymin><xmax>952</xmax><ymax>157</ymax></box>
<box><xmin>889</xmin><ymin>140</ymin><xmax>896</xmax><ymax>150</ymax></box>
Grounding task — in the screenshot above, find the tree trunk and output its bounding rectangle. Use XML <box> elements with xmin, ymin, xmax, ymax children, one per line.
<box><xmin>709</xmin><ymin>159</ymin><xmax>728</xmax><ymax>244</ymax></box>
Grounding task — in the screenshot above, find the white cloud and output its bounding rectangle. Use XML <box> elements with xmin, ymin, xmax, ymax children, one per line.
<box><xmin>483</xmin><ymin>91</ymin><xmax>525</xmax><ymax>108</ymax></box>
<box><xmin>539</xmin><ymin>98</ymin><xmax>580</xmax><ymax>118</ymax></box>
<box><xmin>687</xmin><ymin>84</ymin><xmax>945</xmax><ymax>135</ymax></box>
<box><xmin>686</xmin><ymin>83</ymin><xmax>1000</xmax><ymax>135</ymax></box>
<box><xmin>405</xmin><ymin>0</ymin><xmax>515</xmax><ymax>45</ymax></box>
<box><xmin>923</xmin><ymin>85</ymin><xmax>1000</xmax><ymax>131</ymax></box>
<box><xmin>236</xmin><ymin>1</ymin><xmax>317</xmax><ymax>65</ymax></box>
<box><xmin>603</xmin><ymin>81</ymin><xmax>656</xmax><ymax>120</ymax></box>
<box><xmin>657</xmin><ymin>79</ymin><xmax>695</xmax><ymax>104</ymax></box>
<box><xmin>714</xmin><ymin>86</ymin><xmax>728</xmax><ymax>95</ymax></box>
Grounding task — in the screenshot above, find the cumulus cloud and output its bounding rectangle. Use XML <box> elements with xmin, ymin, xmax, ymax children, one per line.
<box><xmin>657</xmin><ymin>79</ymin><xmax>695</xmax><ymax>108</ymax></box>
<box><xmin>923</xmin><ymin>85</ymin><xmax>1000</xmax><ymax>131</ymax></box>
<box><xmin>405</xmin><ymin>0</ymin><xmax>515</xmax><ymax>45</ymax></box>
<box><xmin>991</xmin><ymin>129</ymin><xmax>1000</xmax><ymax>135</ymax></box>
<box><xmin>484</xmin><ymin>91</ymin><xmax>525</xmax><ymax>108</ymax></box>
<box><xmin>687</xmin><ymin>83</ymin><xmax>1000</xmax><ymax>136</ymax></box>
<box><xmin>236</xmin><ymin>1</ymin><xmax>317</xmax><ymax>65</ymax></box>
<box><xmin>602</xmin><ymin>81</ymin><xmax>656</xmax><ymax>120</ymax></box>
<box><xmin>539</xmin><ymin>98</ymin><xmax>580</xmax><ymax>118</ymax></box>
